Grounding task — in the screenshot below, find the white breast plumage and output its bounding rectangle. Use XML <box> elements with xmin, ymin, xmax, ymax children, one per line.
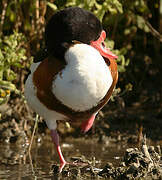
<box><xmin>52</xmin><ymin>44</ymin><xmax>113</xmax><ymax>112</ymax></box>
<box><xmin>24</xmin><ymin>62</ymin><xmax>67</xmax><ymax>130</ymax></box>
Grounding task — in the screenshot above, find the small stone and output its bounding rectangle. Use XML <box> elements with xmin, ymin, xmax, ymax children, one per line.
<box><xmin>148</xmin><ymin>146</ymin><xmax>155</xmax><ymax>153</ymax></box>
<box><xmin>120</xmin><ymin>162</ymin><xmax>126</xmax><ymax>167</ymax></box>
<box><xmin>126</xmin><ymin>148</ymin><xmax>134</xmax><ymax>153</ymax></box>
<box><xmin>52</xmin><ymin>164</ymin><xmax>60</xmax><ymax>174</ymax></box>
<box><xmin>132</xmin><ymin>162</ymin><xmax>140</xmax><ymax>170</ymax></box>
<box><xmin>70</xmin><ymin>168</ymin><xmax>81</xmax><ymax>177</ymax></box>
<box><xmin>127</xmin><ymin>163</ymin><xmax>139</xmax><ymax>174</ymax></box>
<box><xmin>155</xmin><ymin>145</ymin><xmax>161</xmax><ymax>155</ymax></box>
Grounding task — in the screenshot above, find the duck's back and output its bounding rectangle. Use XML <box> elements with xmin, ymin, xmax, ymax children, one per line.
<box><xmin>52</xmin><ymin>43</ymin><xmax>113</xmax><ymax>112</ymax></box>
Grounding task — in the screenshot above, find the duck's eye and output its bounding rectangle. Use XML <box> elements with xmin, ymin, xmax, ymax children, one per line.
<box><xmin>101</xmin><ymin>42</ymin><xmax>105</xmax><ymax>48</ymax></box>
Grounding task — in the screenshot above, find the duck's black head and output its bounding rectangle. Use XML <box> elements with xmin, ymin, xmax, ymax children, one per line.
<box><xmin>45</xmin><ymin>7</ymin><xmax>102</xmax><ymax>59</ymax></box>
<box><xmin>45</xmin><ymin>7</ymin><xmax>118</xmax><ymax>61</ymax></box>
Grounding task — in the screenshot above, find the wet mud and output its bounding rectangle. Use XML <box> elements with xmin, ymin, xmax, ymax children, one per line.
<box><xmin>52</xmin><ymin>137</ymin><xmax>162</xmax><ymax>180</ymax></box>
<box><xmin>0</xmin><ymin>135</ymin><xmax>161</xmax><ymax>179</ymax></box>
<box><xmin>0</xmin><ymin>97</ymin><xmax>162</xmax><ymax>179</ymax></box>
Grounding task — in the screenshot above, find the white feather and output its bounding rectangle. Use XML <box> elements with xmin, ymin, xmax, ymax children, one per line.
<box><xmin>52</xmin><ymin>44</ymin><xmax>113</xmax><ymax>112</ymax></box>
<box><xmin>24</xmin><ymin>63</ymin><xmax>67</xmax><ymax>130</ymax></box>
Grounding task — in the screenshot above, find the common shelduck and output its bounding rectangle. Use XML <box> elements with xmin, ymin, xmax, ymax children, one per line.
<box><xmin>25</xmin><ymin>7</ymin><xmax>118</xmax><ymax>169</ymax></box>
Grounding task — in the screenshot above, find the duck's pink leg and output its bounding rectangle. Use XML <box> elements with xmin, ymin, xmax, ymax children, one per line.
<box><xmin>51</xmin><ymin>129</ymin><xmax>66</xmax><ymax>167</ymax></box>
<box><xmin>81</xmin><ymin>114</ymin><xmax>96</xmax><ymax>133</ymax></box>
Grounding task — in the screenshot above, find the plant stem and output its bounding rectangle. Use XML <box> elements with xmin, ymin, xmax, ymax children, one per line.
<box><xmin>0</xmin><ymin>0</ymin><xmax>8</xmax><ymax>36</ymax></box>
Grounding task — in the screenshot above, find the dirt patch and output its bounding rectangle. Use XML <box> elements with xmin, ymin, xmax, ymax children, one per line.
<box><xmin>52</xmin><ymin>138</ymin><xmax>162</xmax><ymax>179</ymax></box>
<box><xmin>0</xmin><ymin>95</ymin><xmax>162</xmax><ymax>179</ymax></box>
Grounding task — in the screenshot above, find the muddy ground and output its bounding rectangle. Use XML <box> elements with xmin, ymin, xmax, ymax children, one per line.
<box><xmin>0</xmin><ymin>93</ymin><xmax>162</xmax><ymax>179</ymax></box>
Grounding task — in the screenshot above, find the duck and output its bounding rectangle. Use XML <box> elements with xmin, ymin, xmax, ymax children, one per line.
<box><xmin>24</xmin><ymin>7</ymin><xmax>118</xmax><ymax>169</ymax></box>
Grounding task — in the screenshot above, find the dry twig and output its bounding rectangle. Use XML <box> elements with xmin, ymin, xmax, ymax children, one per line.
<box><xmin>145</xmin><ymin>20</ymin><xmax>162</xmax><ymax>42</ymax></box>
<box><xmin>28</xmin><ymin>114</ymin><xmax>39</xmax><ymax>153</ymax></box>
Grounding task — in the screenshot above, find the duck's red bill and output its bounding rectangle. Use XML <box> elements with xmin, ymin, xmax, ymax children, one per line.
<box><xmin>90</xmin><ymin>30</ymin><xmax>118</xmax><ymax>60</ymax></box>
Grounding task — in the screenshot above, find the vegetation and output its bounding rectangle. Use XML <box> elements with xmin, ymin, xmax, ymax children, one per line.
<box><xmin>0</xmin><ymin>32</ymin><xmax>31</xmax><ymax>105</ymax></box>
<box><xmin>0</xmin><ymin>0</ymin><xmax>161</xmax><ymax>137</ymax></box>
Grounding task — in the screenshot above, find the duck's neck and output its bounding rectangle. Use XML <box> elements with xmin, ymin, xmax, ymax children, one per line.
<box><xmin>104</xmin><ymin>57</ymin><xmax>118</xmax><ymax>83</ymax></box>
